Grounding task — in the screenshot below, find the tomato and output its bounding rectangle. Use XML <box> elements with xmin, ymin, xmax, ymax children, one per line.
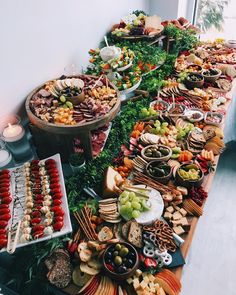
<box><xmin>50</xmin><ymin>177</ymin><xmax>59</xmax><ymax>183</ymax></box>
<box><xmin>33</xmin><ymin>231</ymin><xmax>44</xmax><ymax>239</ymax></box>
<box><xmin>47</xmin><ymin>169</ymin><xmax>58</xmax><ymax>175</ymax></box>
<box><xmin>46</xmin><ymin>163</ymin><xmax>57</xmax><ymax>170</ymax></box>
<box><xmin>0</xmin><ymin>214</ymin><xmax>11</xmax><ymax>221</ymax></box>
<box><xmin>52</xmin><ymin>193</ymin><xmax>62</xmax><ymax>199</ymax></box>
<box><xmin>53</xmin><ymin>199</ymin><xmax>62</xmax><ymax>206</ymax></box>
<box><xmin>31</xmin><ymin>218</ymin><xmax>41</xmax><ymax>225</ymax></box>
<box><xmin>34</xmin><ymin>195</ymin><xmax>44</xmax><ymax>201</ymax></box>
<box><xmin>0</xmin><ymin>197</ymin><xmax>12</xmax><ymax>204</ymax></box>
<box><xmin>51</xmin><ymin>206</ymin><xmax>62</xmax><ymax>212</ymax></box>
<box><xmin>31</xmin><ymin>160</ymin><xmax>40</xmax><ymax>165</ymax></box>
<box><xmin>34</xmin><ymin>200</ymin><xmax>43</xmax><ymax>205</ymax></box>
<box><xmin>53</xmin><ymin>221</ymin><xmax>64</xmax><ymax>231</ymax></box>
<box><xmin>0</xmin><ymin>234</ymin><xmax>7</xmax><ymax>240</ymax></box>
<box><xmin>54</xmin><ymin>209</ymin><xmax>64</xmax><ymax>217</ymax></box>
<box><xmin>0</xmin><ymin>187</ymin><xmax>8</xmax><ymax>193</ymax></box>
<box><xmin>0</xmin><ymin>239</ymin><xmax>7</xmax><ymax>249</ymax></box>
<box><xmin>50</xmin><ymin>183</ymin><xmax>60</xmax><ymax>189</ymax></box>
<box><xmin>0</xmin><ymin>208</ymin><xmax>10</xmax><ymax>215</ymax></box>
<box><xmin>49</xmin><ymin>172</ymin><xmax>59</xmax><ymax>178</ymax></box>
<box><xmin>51</xmin><ymin>188</ymin><xmax>61</xmax><ymax>194</ymax></box>
<box><xmin>0</xmin><ymin>180</ymin><xmax>10</xmax><ymax>186</ymax></box>
<box><xmin>0</xmin><ymin>175</ymin><xmax>10</xmax><ymax>180</ymax></box>
<box><xmin>0</xmin><ymin>204</ymin><xmax>9</xmax><ymax>209</ymax></box>
<box><xmin>0</xmin><ymin>229</ymin><xmax>7</xmax><ymax>235</ymax></box>
<box><xmin>45</xmin><ymin>159</ymin><xmax>56</xmax><ymax>165</ymax></box>
<box><xmin>54</xmin><ymin>216</ymin><xmax>63</xmax><ymax>222</ymax></box>
<box><xmin>0</xmin><ymin>192</ymin><xmax>11</xmax><ymax>198</ymax></box>
<box><xmin>0</xmin><ymin>221</ymin><xmax>8</xmax><ymax>228</ymax></box>
<box><xmin>32</xmin><ymin>225</ymin><xmax>44</xmax><ymax>232</ymax></box>
<box><xmin>31</xmin><ymin>211</ymin><xmax>41</xmax><ymax>218</ymax></box>
<box><xmin>0</xmin><ymin>170</ymin><xmax>9</xmax><ymax>175</ymax></box>
<box><xmin>33</xmin><ymin>189</ymin><xmax>41</xmax><ymax>194</ymax></box>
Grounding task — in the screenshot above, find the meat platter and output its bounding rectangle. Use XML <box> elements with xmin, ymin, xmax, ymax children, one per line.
<box><xmin>25</xmin><ymin>75</ymin><xmax>121</xmax><ymax>135</ymax></box>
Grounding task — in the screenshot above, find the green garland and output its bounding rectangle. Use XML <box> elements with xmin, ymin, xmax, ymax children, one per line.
<box><xmin>1</xmin><ymin>18</ymin><xmax>199</xmax><ymax>295</ymax></box>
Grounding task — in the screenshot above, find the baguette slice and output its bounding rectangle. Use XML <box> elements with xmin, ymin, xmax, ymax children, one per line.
<box><xmin>128</xmin><ymin>221</ymin><xmax>143</xmax><ymax>248</ymax></box>
<box><xmin>98</xmin><ymin>226</ymin><xmax>113</xmax><ymax>242</ymax></box>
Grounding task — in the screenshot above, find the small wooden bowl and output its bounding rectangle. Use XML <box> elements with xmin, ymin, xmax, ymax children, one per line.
<box><xmin>102</xmin><ymin>242</ymin><xmax>139</xmax><ymax>281</ymax></box>
<box><xmin>67</xmin><ymin>91</ymin><xmax>85</xmax><ymax>105</ymax></box>
<box><xmin>185</xmin><ymin>73</ymin><xmax>204</xmax><ymax>89</ymax></box>
<box><xmin>175</xmin><ymin>163</ymin><xmax>204</xmax><ymax>188</ymax></box>
<box><xmin>202</xmin><ymin>69</ymin><xmax>222</xmax><ymax>83</ymax></box>
<box><xmin>146</xmin><ymin>160</ymin><xmax>172</xmax><ymax>184</ymax></box>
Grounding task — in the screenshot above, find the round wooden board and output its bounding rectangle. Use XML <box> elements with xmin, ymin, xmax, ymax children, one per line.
<box><xmin>25</xmin><ymin>75</ymin><xmax>121</xmax><ymax>135</ymax></box>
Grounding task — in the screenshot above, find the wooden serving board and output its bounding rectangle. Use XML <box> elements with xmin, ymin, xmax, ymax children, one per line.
<box><xmin>173</xmin><ymin>78</ymin><xmax>236</xmax><ymax>280</ymax></box>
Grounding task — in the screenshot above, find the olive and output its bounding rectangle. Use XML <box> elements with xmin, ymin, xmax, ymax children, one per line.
<box><xmin>113</xmin><ymin>251</ymin><xmax>119</xmax><ymax>257</ymax></box>
<box><xmin>105</xmin><ymin>251</ymin><xmax>112</xmax><ymax>259</ymax></box>
<box><xmin>115</xmin><ymin>244</ymin><xmax>122</xmax><ymax>251</ymax></box>
<box><xmin>114</xmin><ymin>256</ymin><xmax>122</xmax><ymax>266</ymax></box>
<box><xmin>119</xmin><ymin>247</ymin><xmax>129</xmax><ymax>257</ymax></box>
<box><xmin>125</xmin><ymin>258</ymin><xmax>134</xmax><ymax>268</ymax></box>
<box><xmin>127</xmin><ymin>251</ymin><xmax>136</xmax><ymax>259</ymax></box>
<box><xmin>117</xmin><ymin>265</ymin><xmax>127</xmax><ymax>274</ymax></box>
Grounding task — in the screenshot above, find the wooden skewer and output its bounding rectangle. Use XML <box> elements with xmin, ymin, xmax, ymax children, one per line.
<box><xmin>91</xmin><ymin>74</ymin><xmax>103</xmax><ymax>90</ymax></box>
<box><xmin>7</xmin><ymin>221</ymin><xmax>21</xmax><ymax>254</ymax></box>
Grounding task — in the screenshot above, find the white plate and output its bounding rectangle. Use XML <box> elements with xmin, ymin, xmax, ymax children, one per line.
<box><xmin>0</xmin><ymin>153</ymin><xmax>72</xmax><ymax>253</ymax></box>
<box><xmin>118</xmin><ymin>184</ymin><xmax>164</xmax><ymax>225</ymax></box>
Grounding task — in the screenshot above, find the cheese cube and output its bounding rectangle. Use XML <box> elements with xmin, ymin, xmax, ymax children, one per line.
<box><xmin>166</xmin><ymin>206</ymin><xmax>174</xmax><ymax>213</ymax></box>
<box><xmin>164</xmin><ymin>212</ymin><xmax>172</xmax><ymax>220</ymax></box>
<box><xmin>127</xmin><ymin>278</ymin><xmax>133</xmax><ymax>284</ymax></box>
<box><xmin>172</xmin><ymin>211</ymin><xmax>182</xmax><ymax>220</ymax></box>
<box><xmin>143</xmin><ymin>276</ymin><xmax>150</xmax><ymax>283</ymax></box>
<box><xmin>179</xmin><ymin>208</ymin><xmax>187</xmax><ymax>216</ymax></box>
<box><xmin>173</xmin><ymin>205</ymin><xmax>181</xmax><ymax>211</ymax></box>
<box><xmin>133</xmin><ymin>278</ymin><xmax>140</xmax><ymax>289</ymax></box>
<box><xmin>147</xmin><ymin>273</ymin><xmax>155</xmax><ymax>282</ymax></box>
<box><xmin>180</xmin><ymin>217</ymin><xmax>188</xmax><ymax>226</ymax></box>
<box><xmin>135</xmin><ymin>269</ymin><xmax>142</xmax><ymax>277</ymax></box>
<box><xmin>173</xmin><ymin>226</ymin><xmax>185</xmax><ymax>235</ymax></box>
<box><xmin>150</xmin><ymin>287</ymin><xmax>156</xmax><ymax>293</ymax></box>
<box><xmin>140</xmin><ymin>280</ymin><xmax>148</xmax><ymax>290</ymax></box>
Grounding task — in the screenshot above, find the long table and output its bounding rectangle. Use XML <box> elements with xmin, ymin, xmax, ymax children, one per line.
<box><xmin>173</xmin><ymin>79</ymin><xmax>236</xmax><ymax>281</ymax></box>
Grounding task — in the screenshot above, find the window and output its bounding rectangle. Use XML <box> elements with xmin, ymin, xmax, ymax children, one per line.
<box><xmin>194</xmin><ymin>0</ymin><xmax>236</xmax><ymax>40</ymax></box>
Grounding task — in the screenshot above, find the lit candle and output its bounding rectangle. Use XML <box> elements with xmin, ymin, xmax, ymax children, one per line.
<box><xmin>3</xmin><ymin>123</ymin><xmax>24</xmax><ymax>142</ymax></box>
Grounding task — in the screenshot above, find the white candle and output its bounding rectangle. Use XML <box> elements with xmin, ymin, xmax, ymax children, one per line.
<box><xmin>0</xmin><ymin>149</ymin><xmax>12</xmax><ymax>168</ymax></box>
<box><xmin>2</xmin><ymin>123</ymin><xmax>24</xmax><ymax>142</ymax></box>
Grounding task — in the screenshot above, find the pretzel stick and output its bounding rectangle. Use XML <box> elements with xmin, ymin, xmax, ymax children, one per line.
<box><xmin>82</xmin><ymin>206</ymin><xmax>97</xmax><ymax>240</ymax></box>
<box><xmin>74</xmin><ymin>212</ymin><xmax>93</xmax><ymax>240</ymax></box>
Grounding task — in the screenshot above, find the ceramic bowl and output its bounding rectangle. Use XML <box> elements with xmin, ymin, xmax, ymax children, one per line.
<box><xmin>202</xmin><ymin>68</ymin><xmax>222</xmax><ymax>83</ymax></box>
<box><xmin>175</xmin><ymin>163</ymin><xmax>204</xmax><ymax>188</ymax></box>
<box><xmin>102</xmin><ymin>242</ymin><xmax>139</xmax><ymax>280</ymax></box>
<box><xmin>141</xmin><ymin>144</ymin><xmax>172</xmax><ymax>162</ymax></box>
<box><xmin>146</xmin><ymin>160</ymin><xmax>172</xmax><ymax>184</ymax></box>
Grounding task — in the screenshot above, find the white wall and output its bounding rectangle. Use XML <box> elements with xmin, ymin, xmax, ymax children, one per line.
<box><xmin>149</xmin><ymin>0</ymin><xmax>180</xmax><ymax>20</ymax></box>
<box><xmin>0</xmin><ymin>0</ymin><xmax>148</xmax><ymax>117</ymax></box>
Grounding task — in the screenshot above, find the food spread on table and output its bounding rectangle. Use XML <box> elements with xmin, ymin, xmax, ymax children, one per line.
<box><xmin>3</xmin><ymin>11</ymin><xmax>236</xmax><ymax>295</ymax></box>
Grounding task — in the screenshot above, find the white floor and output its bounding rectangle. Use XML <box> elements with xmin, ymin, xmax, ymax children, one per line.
<box><xmin>181</xmin><ymin>142</ymin><xmax>236</xmax><ymax>295</ymax></box>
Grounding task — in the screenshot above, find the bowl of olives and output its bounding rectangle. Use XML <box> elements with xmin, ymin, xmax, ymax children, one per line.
<box><xmin>102</xmin><ymin>242</ymin><xmax>139</xmax><ymax>280</ymax></box>
<box><xmin>146</xmin><ymin>161</ymin><xmax>172</xmax><ymax>184</ymax></box>
<box><xmin>185</xmin><ymin>72</ymin><xmax>204</xmax><ymax>89</ymax></box>
<box><xmin>202</xmin><ymin>68</ymin><xmax>222</xmax><ymax>82</ymax></box>
<box><xmin>141</xmin><ymin>144</ymin><xmax>172</xmax><ymax>162</ymax></box>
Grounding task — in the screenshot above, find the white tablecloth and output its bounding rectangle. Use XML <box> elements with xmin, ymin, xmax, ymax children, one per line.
<box><xmin>224</xmin><ymin>87</ymin><xmax>236</xmax><ymax>143</ymax></box>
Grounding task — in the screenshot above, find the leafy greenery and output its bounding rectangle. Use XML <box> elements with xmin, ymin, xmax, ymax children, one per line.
<box><xmin>164</xmin><ymin>24</ymin><xmax>199</xmax><ymax>53</ymax></box>
<box><xmin>3</xmin><ymin>15</ymin><xmax>199</xmax><ymax>295</ymax></box>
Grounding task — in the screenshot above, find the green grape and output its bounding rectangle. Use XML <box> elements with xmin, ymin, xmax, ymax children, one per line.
<box><xmin>125</xmin><ymin>201</ymin><xmax>132</xmax><ymax>209</ymax></box>
<box><xmin>120</xmin><ymin>196</ymin><xmax>129</xmax><ymax>205</ymax></box>
<box><xmin>162</xmin><ymin>122</ymin><xmax>169</xmax><ymax>127</ymax></box>
<box><xmin>120</xmin><ymin>205</ymin><xmax>128</xmax><ymax>215</ymax></box>
<box><xmin>131</xmin><ymin>201</ymin><xmax>141</xmax><ymax>210</ymax></box>
<box><xmin>120</xmin><ymin>191</ymin><xmax>129</xmax><ymax>198</ymax></box>
<box><xmin>160</xmin><ymin>129</ymin><xmax>165</xmax><ymax>135</ymax></box>
<box><xmin>132</xmin><ymin>197</ymin><xmax>140</xmax><ymax>203</ymax></box>
<box><xmin>132</xmin><ymin>210</ymin><xmax>141</xmax><ymax>219</ymax></box>
<box><xmin>128</xmin><ymin>192</ymin><xmax>136</xmax><ymax>201</ymax></box>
